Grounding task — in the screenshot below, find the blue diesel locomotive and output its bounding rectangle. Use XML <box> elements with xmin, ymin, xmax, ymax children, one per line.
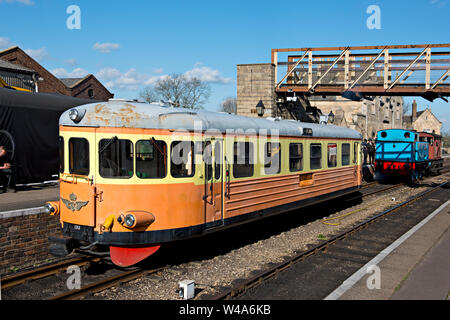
<box><xmin>375</xmin><ymin>129</ymin><xmax>443</xmax><ymax>182</ymax></box>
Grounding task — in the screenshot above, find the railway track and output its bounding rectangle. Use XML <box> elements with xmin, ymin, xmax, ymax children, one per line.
<box><xmin>2</xmin><ymin>167</ymin><xmax>448</xmax><ymax>300</ymax></box>
<box><xmin>207</xmin><ymin>178</ymin><xmax>449</xmax><ymax>300</ymax></box>
<box><xmin>48</xmin><ymin>267</ymin><xmax>164</xmax><ymax>300</ymax></box>
<box><xmin>0</xmin><ymin>255</ymin><xmax>99</xmax><ymax>290</ymax></box>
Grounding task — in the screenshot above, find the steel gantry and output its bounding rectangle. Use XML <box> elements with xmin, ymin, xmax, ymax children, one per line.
<box><xmin>272</xmin><ymin>43</ymin><xmax>450</xmax><ymax>101</ymax></box>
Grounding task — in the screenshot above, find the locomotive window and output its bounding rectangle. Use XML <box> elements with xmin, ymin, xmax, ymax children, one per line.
<box><xmin>171</xmin><ymin>141</ymin><xmax>195</xmax><ymax>178</ymax></box>
<box><xmin>136</xmin><ymin>140</ymin><xmax>167</xmax><ymax>179</ymax></box>
<box><xmin>59</xmin><ymin>136</ymin><xmax>64</xmax><ymax>173</ymax></box>
<box><xmin>264</xmin><ymin>142</ymin><xmax>281</xmax><ymax>175</ymax></box>
<box><xmin>99</xmin><ymin>139</ymin><xmax>133</xmax><ymax>178</ymax></box>
<box><xmin>381</xmin><ymin>131</ymin><xmax>387</xmax><ymax>138</ymax></box>
<box><xmin>342</xmin><ymin>143</ymin><xmax>350</xmax><ymax>166</ymax></box>
<box><xmin>404</xmin><ymin>132</ymin><xmax>410</xmax><ymax>139</ymax></box>
<box><xmin>327</xmin><ymin>143</ymin><xmax>337</xmax><ymax>168</ymax></box>
<box><xmin>310</xmin><ymin>144</ymin><xmax>322</xmax><ymax>170</ymax></box>
<box><xmin>289</xmin><ymin>143</ymin><xmax>303</xmax><ymax>172</ymax></box>
<box><xmin>233</xmin><ymin>141</ymin><xmax>254</xmax><ymax>178</ymax></box>
<box><xmin>69</xmin><ymin>138</ymin><xmax>89</xmax><ymax>176</ymax></box>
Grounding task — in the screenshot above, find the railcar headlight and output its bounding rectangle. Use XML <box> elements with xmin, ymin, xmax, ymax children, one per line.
<box><xmin>68</xmin><ymin>108</ymin><xmax>85</xmax><ymax>123</ymax></box>
<box><xmin>124</xmin><ymin>214</ymin><xmax>136</xmax><ymax>227</ymax></box>
<box><xmin>44</xmin><ymin>202</ymin><xmax>59</xmax><ymax>215</ymax></box>
<box><xmin>44</xmin><ymin>203</ymin><xmax>54</xmax><ymax>214</ymax></box>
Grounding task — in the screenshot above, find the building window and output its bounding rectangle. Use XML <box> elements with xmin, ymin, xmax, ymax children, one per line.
<box><xmin>88</xmin><ymin>89</ymin><xmax>94</xmax><ymax>99</ymax></box>
<box><xmin>264</xmin><ymin>142</ymin><xmax>281</xmax><ymax>174</ymax></box>
<box><xmin>327</xmin><ymin>143</ymin><xmax>337</xmax><ymax>167</ymax></box>
<box><xmin>289</xmin><ymin>143</ymin><xmax>303</xmax><ymax>172</ymax></box>
<box><xmin>310</xmin><ymin>143</ymin><xmax>322</xmax><ymax>170</ymax></box>
<box><xmin>136</xmin><ymin>139</ymin><xmax>167</xmax><ymax>178</ymax></box>
<box><xmin>171</xmin><ymin>141</ymin><xmax>195</xmax><ymax>178</ymax></box>
<box><xmin>99</xmin><ymin>138</ymin><xmax>133</xmax><ymax>178</ymax></box>
<box><xmin>233</xmin><ymin>141</ymin><xmax>254</xmax><ymax>178</ymax></box>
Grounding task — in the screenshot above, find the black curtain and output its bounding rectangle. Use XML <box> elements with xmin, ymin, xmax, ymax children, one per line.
<box><xmin>0</xmin><ymin>87</ymin><xmax>97</xmax><ymax>184</ymax></box>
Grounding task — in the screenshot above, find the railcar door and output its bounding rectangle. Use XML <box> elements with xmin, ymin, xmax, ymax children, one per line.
<box><xmin>60</xmin><ymin>128</ymin><xmax>97</xmax><ymax>229</ymax></box>
<box><xmin>204</xmin><ymin>138</ymin><xmax>224</xmax><ymax>228</ymax></box>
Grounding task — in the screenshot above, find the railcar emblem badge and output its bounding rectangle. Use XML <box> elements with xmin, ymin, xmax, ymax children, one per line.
<box><xmin>61</xmin><ymin>193</ymin><xmax>89</xmax><ymax>212</ymax></box>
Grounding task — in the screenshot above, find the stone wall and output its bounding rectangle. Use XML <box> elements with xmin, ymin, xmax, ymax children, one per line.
<box><xmin>237</xmin><ymin>63</ymin><xmax>276</xmax><ymax>118</ymax></box>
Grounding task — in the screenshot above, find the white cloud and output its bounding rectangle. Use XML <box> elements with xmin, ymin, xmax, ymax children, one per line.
<box><xmin>24</xmin><ymin>47</ymin><xmax>49</xmax><ymax>61</ymax></box>
<box><xmin>0</xmin><ymin>37</ymin><xmax>14</xmax><ymax>50</ymax></box>
<box><xmin>51</xmin><ymin>67</ymin><xmax>89</xmax><ymax>78</ymax></box>
<box><xmin>93</xmin><ymin>42</ymin><xmax>120</xmax><ymax>53</ymax></box>
<box><xmin>0</xmin><ymin>0</ymin><xmax>34</xmax><ymax>5</ymax></box>
<box><xmin>95</xmin><ymin>64</ymin><xmax>233</xmax><ymax>92</ymax></box>
<box><xmin>152</xmin><ymin>67</ymin><xmax>164</xmax><ymax>74</ymax></box>
<box><xmin>184</xmin><ymin>65</ymin><xmax>233</xmax><ymax>84</ymax></box>
<box><xmin>64</xmin><ymin>58</ymin><xmax>77</xmax><ymax>67</ymax></box>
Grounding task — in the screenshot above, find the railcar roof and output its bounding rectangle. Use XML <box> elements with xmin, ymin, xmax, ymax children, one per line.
<box><xmin>60</xmin><ymin>100</ymin><xmax>362</xmax><ymax>139</ymax></box>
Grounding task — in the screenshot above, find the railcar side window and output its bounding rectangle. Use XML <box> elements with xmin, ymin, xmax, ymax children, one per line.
<box><xmin>171</xmin><ymin>141</ymin><xmax>195</xmax><ymax>178</ymax></box>
<box><xmin>342</xmin><ymin>143</ymin><xmax>350</xmax><ymax>166</ymax></box>
<box><xmin>289</xmin><ymin>143</ymin><xmax>303</xmax><ymax>172</ymax></box>
<box><xmin>136</xmin><ymin>139</ymin><xmax>167</xmax><ymax>179</ymax></box>
<box><xmin>353</xmin><ymin>142</ymin><xmax>358</xmax><ymax>164</ymax></box>
<box><xmin>264</xmin><ymin>142</ymin><xmax>281</xmax><ymax>174</ymax></box>
<box><xmin>214</xmin><ymin>141</ymin><xmax>221</xmax><ymax>180</ymax></box>
<box><xmin>233</xmin><ymin>141</ymin><xmax>254</xmax><ymax>178</ymax></box>
<box><xmin>99</xmin><ymin>139</ymin><xmax>133</xmax><ymax>178</ymax></box>
<box><xmin>69</xmin><ymin>137</ymin><xmax>89</xmax><ymax>176</ymax></box>
<box><xmin>310</xmin><ymin>143</ymin><xmax>322</xmax><ymax>170</ymax></box>
<box><xmin>204</xmin><ymin>141</ymin><xmax>213</xmax><ymax>181</ymax></box>
<box><xmin>327</xmin><ymin>143</ymin><xmax>337</xmax><ymax>168</ymax></box>
<box><xmin>59</xmin><ymin>136</ymin><xmax>64</xmax><ymax>173</ymax></box>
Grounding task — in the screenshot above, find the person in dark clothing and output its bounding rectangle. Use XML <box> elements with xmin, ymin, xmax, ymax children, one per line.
<box><xmin>368</xmin><ymin>139</ymin><xmax>376</xmax><ymax>164</ymax></box>
<box><xmin>362</xmin><ymin>139</ymin><xmax>368</xmax><ymax>164</ymax></box>
<box><xmin>0</xmin><ymin>145</ymin><xmax>16</xmax><ymax>193</ymax></box>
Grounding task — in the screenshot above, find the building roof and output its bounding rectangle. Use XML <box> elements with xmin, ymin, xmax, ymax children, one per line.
<box><xmin>0</xmin><ymin>58</ymin><xmax>36</xmax><ymax>74</ymax></box>
<box><xmin>59</xmin><ymin>77</ymin><xmax>86</xmax><ymax>88</ymax></box>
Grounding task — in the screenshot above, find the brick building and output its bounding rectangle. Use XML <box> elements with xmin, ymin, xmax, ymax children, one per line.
<box><xmin>0</xmin><ymin>46</ymin><xmax>113</xmax><ymax>100</ymax></box>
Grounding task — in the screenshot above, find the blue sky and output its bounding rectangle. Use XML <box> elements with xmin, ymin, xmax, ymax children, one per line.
<box><xmin>0</xmin><ymin>0</ymin><xmax>449</xmax><ymax>131</ymax></box>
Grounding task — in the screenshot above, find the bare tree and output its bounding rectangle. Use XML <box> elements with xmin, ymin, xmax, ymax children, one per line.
<box><xmin>139</xmin><ymin>73</ymin><xmax>211</xmax><ymax>109</ymax></box>
<box><xmin>220</xmin><ymin>96</ymin><xmax>237</xmax><ymax>114</ymax></box>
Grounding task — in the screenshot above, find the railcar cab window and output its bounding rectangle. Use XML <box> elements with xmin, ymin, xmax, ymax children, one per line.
<box><xmin>342</xmin><ymin>143</ymin><xmax>350</xmax><ymax>165</ymax></box>
<box><xmin>327</xmin><ymin>143</ymin><xmax>337</xmax><ymax>167</ymax></box>
<box><xmin>171</xmin><ymin>141</ymin><xmax>195</xmax><ymax>178</ymax></box>
<box><xmin>310</xmin><ymin>143</ymin><xmax>322</xmax><ymax>170</ymax></box>
<box><xmin>289</xmin><ymin>143</ymin><xmax>303</xmax><ymax>172</ymax></box>
<box><xmin>264</xmin><ymin>142</ymin><xmax>281</xmax><ymax>174</ymax></box>
<box><xmin>69</xmin><ymin>137</ymin><xmax>89</xmax><ymax>175</ymax></box>
<box><xmin>99</xmin><ymin>138</ymin><xmax>133</xmax><ymax>178</ymax></box>
<box><xmin>233</xmin><ymin>141</ymin><xmax>254</xmax><ymax>178</ymax></box>
<box><xmin>136</xmin><ymin>139</ymin><xmax>167</xmax><ymax>179</ymax></box>
<box><xmin>59</xmin><ymin>136</ymin><xmax>64</xmax><ymax>173</ymax></box>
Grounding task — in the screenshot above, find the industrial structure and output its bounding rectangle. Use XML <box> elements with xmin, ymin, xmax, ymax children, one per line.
<box><xmin>237</xmin><ymin>44</ymin><xmax>450</xmax><ymax>138</ymax></box>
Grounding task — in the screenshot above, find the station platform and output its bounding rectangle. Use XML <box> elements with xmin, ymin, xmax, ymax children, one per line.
<box><xmin>330</xmin><ymin>199</ymin><xmax>450</xmax><ymax>300</ymax></box>
<box><xmin>0</xmin><ymin>182</ymin><xmax>58</xmax><ymax>213</ymax></box>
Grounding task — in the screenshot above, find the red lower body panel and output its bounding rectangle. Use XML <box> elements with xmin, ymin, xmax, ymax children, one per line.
<box><xmin>109</xmin><ymin>245</ymin><xmax>161</xmax><ymax>267</ymax></box>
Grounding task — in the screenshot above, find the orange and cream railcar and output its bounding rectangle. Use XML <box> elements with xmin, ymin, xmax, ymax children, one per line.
<box><xmin>45</xmin><ymin>99</ymin><xmax>362</xmax><ymax>267</ymax></box>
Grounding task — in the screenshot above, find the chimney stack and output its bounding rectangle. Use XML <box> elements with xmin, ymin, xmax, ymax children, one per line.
<box><xmin>412</xmin><ymin>99</ymin><xmax>417</xmax><ymax>121</ymax></box>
